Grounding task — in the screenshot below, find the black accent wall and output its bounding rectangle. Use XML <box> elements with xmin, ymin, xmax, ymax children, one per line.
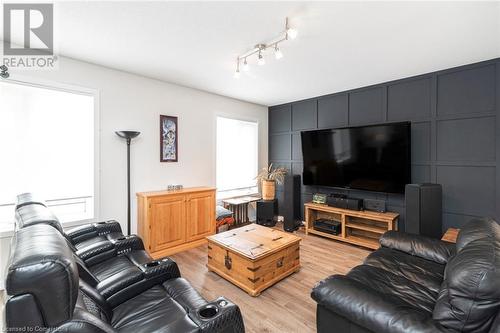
<box><xmin>268</xmin><ymin>58</ymin><xmax>500</xmax><ymax>231</ymax></box>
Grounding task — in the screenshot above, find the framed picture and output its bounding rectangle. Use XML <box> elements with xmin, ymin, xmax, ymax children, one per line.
<box><xmin>160</xmin><ymin>115</ymin><xmax>178</xmax><ymax>162</ymax></box>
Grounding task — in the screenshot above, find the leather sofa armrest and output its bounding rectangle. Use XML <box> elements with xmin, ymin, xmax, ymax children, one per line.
<box><xmin>75</xmin><ymin>241</ymin><xmax>115</xmax><ymax>262</ymax></box>
<box><xmin>66</xmin><ymin>220</ymin><xmax>122</xmax><ymax>244</ymax></box>
<box><xmin>311</xmin><ymin>275</ymin><xmax>447</xmax><ymax>333</ymax></box>
<box><xmin>379</xmin><ymin>231</ymin><xmax>455</xmax><ymax>264</ymax></box>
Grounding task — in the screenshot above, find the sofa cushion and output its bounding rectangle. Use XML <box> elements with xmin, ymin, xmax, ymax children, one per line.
<box><xmin>364</xmin><ymin>247</ymin><xmax>445</xmax><ymax>294</ymax></box>
<box><xmin>90</xmin><ymin>255</ymin><xmax>140</xmax><ymax>282</ymax></box>
<box><xmin>311</xmin><ymin>274</ymin><xmax>446</xmax><ymax>333</ymax></box>
<box><xmin>111</xmin><ymin>285</ymin><xmax>199</xmax><ymax>333</ymax></box>
<box><xmin>347</xmin><ymin>265</ymin><xmax>438</xmax><ymax>314</ymax></box>
<box><xmin>433</xmin><ymin>219</ymin><xmax>500</xmax><ymax>332</ymax></box>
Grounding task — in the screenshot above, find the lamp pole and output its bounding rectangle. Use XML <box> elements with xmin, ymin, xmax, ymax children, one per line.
<box><xmin>115</xmin><ymin>131</ymin><xmax>140</xmax><ymax>235</ymax></box>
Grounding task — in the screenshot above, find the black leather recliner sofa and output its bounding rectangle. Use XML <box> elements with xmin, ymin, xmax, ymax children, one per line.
<box><xmin>6</xmin><ymin>194</ymin><xmax>245</xmax><ymax>333</ymax></box>
<box><xmin>311</xmin><ymin>218</ymin><xmax>500</xmax><ymax>333</ymax></box>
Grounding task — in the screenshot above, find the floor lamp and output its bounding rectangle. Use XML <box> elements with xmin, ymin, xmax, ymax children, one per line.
<box><xmin>115</xmin><ymin>131</ymin><xmax>140</xmax><ymax>235</ymax></box>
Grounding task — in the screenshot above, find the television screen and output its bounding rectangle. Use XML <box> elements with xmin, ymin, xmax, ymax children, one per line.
<box><xmin>301</xmin><ymin>122</ymin><xmax>411</xmax><ymax>193</ymax></box>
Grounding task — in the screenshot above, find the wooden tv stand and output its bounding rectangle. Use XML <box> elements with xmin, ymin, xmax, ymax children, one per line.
<box><xmin>304</xmin><ymin>202</ymin><xmax>399</xmax><ymax>250</ymax></box>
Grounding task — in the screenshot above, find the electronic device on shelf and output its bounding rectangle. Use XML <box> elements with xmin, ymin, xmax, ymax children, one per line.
<box><xmin>312</xmin><ymin>193</ymin><xmax>327</xmax><ymax>204</ymax></box>
<box><xmin>364</xmin><ymin>199</ymin><xmax>386</xmax><ymax>213</ymax></box>
<box><xmin>301</xmin><ymin>122</ymin><xmax>411</xmax><ymax>194</ymax></box>
<box><xmin>327</xmin><ymin>196</ymin><xmax>363</xmax><ymax>211</ymax></box>
<box><xmin>313</xmin><ymin>219</ymin><xmax>341</xmax><ymax>235</ymax></box>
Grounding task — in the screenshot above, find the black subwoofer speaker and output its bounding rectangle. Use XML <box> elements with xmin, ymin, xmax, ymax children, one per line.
<box><xmin>256</xmin><ymin>199</ymin><xmax>277</xmax><ymax>227</ymax></box>
<box><xmin>405</xmin><ymin>183</ymin><xmax>442</xmax><ymax>238</ymax></box>
<box><xmin>283</xmin><ymin>174</ymin><xmax>301</xmax><ymax>232</ymax></box>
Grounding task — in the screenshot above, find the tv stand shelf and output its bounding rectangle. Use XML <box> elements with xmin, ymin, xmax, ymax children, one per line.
<box><xmin>304</xmin><ymin>202</ymin><xmax>399</xmax><ymax>250</ymax></box>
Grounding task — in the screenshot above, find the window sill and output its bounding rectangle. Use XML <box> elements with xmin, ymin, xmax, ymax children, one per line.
<box><xmin>0</xmin><ymin>217</ymin><xmax>100</xmax><ymax>239</ymax></box>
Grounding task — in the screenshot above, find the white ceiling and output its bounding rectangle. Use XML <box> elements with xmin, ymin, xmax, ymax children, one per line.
<box><xmin>5</xmin><ymin>1</ymin><xmax>500</xmax><ymax>106</ymax></box>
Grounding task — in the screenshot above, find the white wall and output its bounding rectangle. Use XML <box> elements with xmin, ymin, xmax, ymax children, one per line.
<box><xmin>0</xmin><ymin>57</ymin><xmax>268</xmax><ymax>289</ymax></box>
<box><xmin>10</xmin><ymin>56</ymin><xmax>268</xmax><ymax>233</ymax></box>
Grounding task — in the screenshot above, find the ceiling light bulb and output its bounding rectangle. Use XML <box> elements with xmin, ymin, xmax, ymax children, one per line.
<box><xmin>257</xmin><ymin>52</ymin><xmax>265</xmax><ymax>66</ymax></box>
<box><xmin>287</xmin><ymin>28</ymin><xmax>298</xmax><ymax>39</ymax></box>
<box><xmin>243</xmin><ymin>58</ymin><xmax>250</xmax><ymax>71</ymax></box>
<box><xmin>274</xmin><ymin>45</ymin><xmax>283</xmax><ymax>60</ymax></box>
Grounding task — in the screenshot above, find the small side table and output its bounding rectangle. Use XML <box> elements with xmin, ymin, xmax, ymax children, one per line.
<box><xmin>222</xmin><ymin>196</ymin><xmax>261</xmax><ymax>225</ymax></box>
<box><xmin>441</xmin><ymin>228</ymin><xmax>459</xmax><ymax>243</ymax></box>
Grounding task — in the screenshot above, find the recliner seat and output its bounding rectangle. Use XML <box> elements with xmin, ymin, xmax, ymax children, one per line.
<box><xmin>311</xmin><ymin>218</ymin><xmax>500</xmax><ymax>333</ymax></box>
<box><xmin>14</xmin><ymin>195</ymin><xmax>181</xmax><ymax>306</ymax></box>
<box><xmin>5</xmin><ymin>224</ymin><xmax>245</xmax><ymax>333</ymax></box>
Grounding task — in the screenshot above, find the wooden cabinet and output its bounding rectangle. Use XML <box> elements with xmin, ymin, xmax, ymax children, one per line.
<box><xmin>137</xmin><ymin>187</ymin><xmax>215</xmax><ymax>258</ymax></box>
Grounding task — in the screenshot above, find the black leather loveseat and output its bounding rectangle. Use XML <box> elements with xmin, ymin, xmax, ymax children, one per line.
<box><xmin>5</xmin><ymin>194</ymin><xmax>245</xmax><ymax>333</ymax></box>
<box><xmin>311</xmin><ymin>218</ymin><xmax>500</xmax><ymax>333</ymax></box>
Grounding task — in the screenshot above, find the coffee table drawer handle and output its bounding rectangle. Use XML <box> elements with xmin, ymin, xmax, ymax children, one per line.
<box><xmin>225</xmin><ymin>254</ymin><xmax>232</xmax><ymax>270</ymax></box>
<box><xmin>277</xmin><ymin>257</ymin><xmax>284</xmax><ymax>268</ymax></box>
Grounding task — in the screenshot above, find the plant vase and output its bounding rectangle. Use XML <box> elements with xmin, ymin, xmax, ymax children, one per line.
<box><xmin>262</xmin><ymin>180</ymin><xmax>276</xmax><ymax>200</ymax></box>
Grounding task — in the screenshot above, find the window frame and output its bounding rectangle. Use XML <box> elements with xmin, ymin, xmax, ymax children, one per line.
<box><xmin>215</xmin><ymin>114</ymin><xmax>260</xmax><ymax>198</ymax></box>
<box><xmin>0</xmin><ymin>75</ymin><xmax>100</xmax><ymax>230</ymax></box>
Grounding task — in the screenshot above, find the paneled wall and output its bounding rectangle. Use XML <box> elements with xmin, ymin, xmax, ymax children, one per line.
<box><xmin>269</xmin><ymin>58</ymin><xmax>500</xmax><ymax>231</ymax></box>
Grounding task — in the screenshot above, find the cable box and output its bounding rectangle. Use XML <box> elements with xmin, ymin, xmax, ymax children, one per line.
<box><xmin>313</xmin><ymin>219</ymin><xmax>341</xmax><ymax>235</ymax></box>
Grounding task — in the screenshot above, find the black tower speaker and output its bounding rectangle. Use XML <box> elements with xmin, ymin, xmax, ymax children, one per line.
<box><xmin>256</xmin><ymin>199</ymin><xmax>277</xmax><ymax>227</ymax></box>
<box><xmin>283</xmin><ymin>174</ymin><xmax>301</xmax><ymax>232</ymax></box>
<box><xmin>405</xmin><ymin>183</ymin><xmax>442</xmax><ymax>239</ymax></box>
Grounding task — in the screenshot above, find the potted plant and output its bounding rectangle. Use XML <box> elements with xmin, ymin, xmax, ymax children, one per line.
<box><xmin>255</xmin><ymin>163</ymin><xmax>288</xmax><ymax>200</ymax></box>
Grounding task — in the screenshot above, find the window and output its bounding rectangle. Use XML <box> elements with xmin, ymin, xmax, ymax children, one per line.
<box><xmin>0</xmin><ymin>80</ymin><xmax>97</xmax><ymax>225</ymax></box>
<box><xmin>216</xmin><ymin>117</ymin><xmax>258</xmax><ymax>198</ymax></box>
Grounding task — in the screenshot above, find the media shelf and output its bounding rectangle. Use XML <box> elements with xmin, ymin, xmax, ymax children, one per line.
<box><xmin>304</xmin><ymin>202</ymin><xmax>399</xmax><ymax>250</ymax></box>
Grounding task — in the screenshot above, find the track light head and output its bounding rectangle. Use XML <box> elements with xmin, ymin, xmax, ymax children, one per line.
<box><xmin>257</xmin><ymin>51</ymin><xmax>265</xmax><ymax>66</ymax></box>
<box><xmin>286</xmin><ymin>28</ymin><xmax>298</xmax><ymax>40</ymax></box>
<box><xmin>274</xmin><ymin>45</ymin><xmax>283</xmax><ymax>60</ymax></box>
<box><xmin>234</xmin><ymin>59</ymin><xmax>241</xmax><ymax>78</ymax></box>
<box><xmin>243</xmin><ymin>58</ymin><xmax>250</xmax><ymax>71</ymax></box>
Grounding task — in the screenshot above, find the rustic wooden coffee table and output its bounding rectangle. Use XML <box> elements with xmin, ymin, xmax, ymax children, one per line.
<box><xmin>207</xmin><ymin>224</ymin><xmax>301</xmax><ymax>296</ymax></box>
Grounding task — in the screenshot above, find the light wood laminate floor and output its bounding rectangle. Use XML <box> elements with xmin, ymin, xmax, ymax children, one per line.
<box><xmin>170</xmin><ymin>225</ymin><xmax>371</xmax><ymax>333</ymax></box>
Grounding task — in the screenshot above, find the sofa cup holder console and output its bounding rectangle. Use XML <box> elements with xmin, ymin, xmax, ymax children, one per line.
<box><xmin>198</xmin><ymin>304</ymin><xmax>219</xmax><ymax>319</ymax></box>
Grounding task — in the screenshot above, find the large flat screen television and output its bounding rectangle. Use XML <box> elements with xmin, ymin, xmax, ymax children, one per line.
<box><xmin>301</xmin><ymin>122</ymin><xmax>411</xmax><ymax>193</ymax></box>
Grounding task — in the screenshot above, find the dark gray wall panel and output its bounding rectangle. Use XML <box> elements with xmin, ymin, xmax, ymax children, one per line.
<box><xmin>443</xmin><ymin>213</ymin><xmax>482</xmax><ymax>230</ymax></box>
<box><xmin>317</xmin><ymin>94</ymin><xmax>348</xmax><ymax>129</ymax></box>
<box><xmin>437</xmin><ymin>65</ymin><xmax>496</xmax><ymax>116</ymax></box>
<box><xmin>269</xmin><ymin>105</ymin><xmax>291</xmax><ymax>133</ymax></box>
<box><xmin>437</xmin><ymin>117</ymin><xmax>496</xmax><ymax>162</ymax></box>
<box><xmin>349</xmin><ymin>87</ymin><xmax>385</xmax><ymax>125</ymax></box>
<box><xmin>388</xmin><ymin>78</ymin><xmax>431</xmax><ymax>121</ymax></box>
<box><xmin>292</xmin><ymin>100</ymin><xmax>317</xmax><ymax>131</ymax></box>
<box><xmin>292</xmin><ymin>133</ymin><xmax>302</xmax><ymax>160</ymax></box>
<box><xmin>269</xmin><ymin>134</ymin><xmax>291</xmax><ymax>160</ymax></box>
<box><xmin>411</xmin><ymin>165</ymin><xmax>431</xmax><ymax>183</ymax></box>
<box><xmin>437</xmin><ymin>166</ymin><xmax>496</xmax><ymax>216</ymax></box>
<box><xmin>269</xmin><ymin>58</ymin><xmax>499</xmax><ymax>230</ymax></box>
<box><xmin>411</xmin><ymin>122</ymin><xmax>431</xmax><ymax>163</ymax></box>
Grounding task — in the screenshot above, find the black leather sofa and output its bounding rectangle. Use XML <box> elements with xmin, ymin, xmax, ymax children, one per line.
<box><xmin>311</xmin><ymin>218</ymin><xmax>500</xmax><ymax>333</ymax></box>
<box><xmin>5</xmin><ymin>194</ymin><xmax>245</xmax><ymax>333</ymax></box>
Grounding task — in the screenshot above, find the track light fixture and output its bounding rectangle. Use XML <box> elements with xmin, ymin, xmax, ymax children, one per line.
<box><xmin>274</xmin><ymin>45</ymin><xmax>283</xmax><ymax>60</ymax></box>
<box><xmin>257</xmin><ymin>50</ymin><xmax>265</xmax><ymax>66</ymax></box>
<box><xmin>243</xmin><ymin>58</ymin><xmax>250</xmax><ymax>71</ymax></box>
<box><xmin>233</xmin><ymin>17</ymin><xmax>297</xmax><ymax>77</ymax></box>
<box><xmin>234</xmin><ymin>58</ymin><xmax>241</xmax><ymax>78</ymax></box>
